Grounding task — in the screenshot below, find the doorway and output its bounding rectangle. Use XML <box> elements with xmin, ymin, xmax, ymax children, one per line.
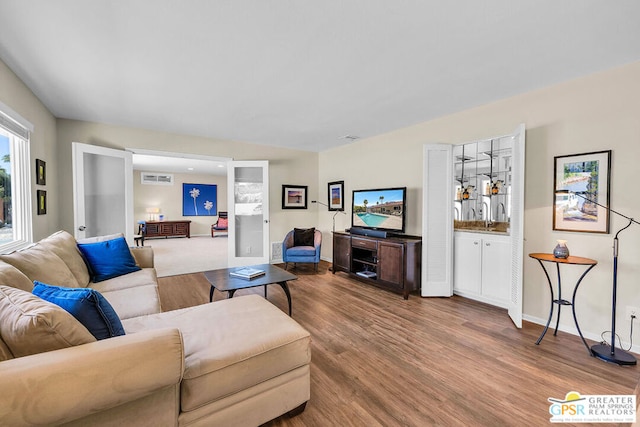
<box><xmin>129</xmin><ymin>149</ymin><xmax>231</xmax><ymax>276</ymax></box>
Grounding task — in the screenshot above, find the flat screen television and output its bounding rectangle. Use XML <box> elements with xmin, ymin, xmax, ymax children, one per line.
<box><xmin>351</xmin><ymin>187</ymin><xmax>407</xmax><ymax>234</ymax></box>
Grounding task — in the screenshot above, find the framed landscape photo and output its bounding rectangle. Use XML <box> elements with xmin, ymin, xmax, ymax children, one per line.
<box><xmin>553</xmin><ymin>150</ymin><xmax>611</xmax><ymax>233</ymax></box>
<box><xmin>328</xmin><ymin>180</ymin><xmax>344</xmax><ymax>211</ymax></box>
<box><xmin>282</xmin><ymin>185</ymin><xmax>307</xmax><ymax>209</ymax></box>
<box><xmin>36</xmin><ymin>159</ymin><xmax>46</xmax><ymax>185</ymax></box>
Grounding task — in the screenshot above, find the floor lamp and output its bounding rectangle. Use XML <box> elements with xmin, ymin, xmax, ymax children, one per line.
<box><xmin>311</xmin><ymin>200</ymin><xmax>346</xmax><ymax>233</ymax></box>
<box><xmin>557</xmin><ymin>190</ymin><xmax>638</xmax><ymax>365</ymax></box>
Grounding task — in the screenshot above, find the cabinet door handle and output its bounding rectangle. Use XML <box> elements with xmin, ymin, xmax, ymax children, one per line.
<box><xmin>473</xmin><ymin>241</ymin><xmax>479</xmax><ymax>245</ymax></box>
<box><xmin>485</xmin><ymin>242</ymin><xmax>490</xmax><ymax>246</ymax></box>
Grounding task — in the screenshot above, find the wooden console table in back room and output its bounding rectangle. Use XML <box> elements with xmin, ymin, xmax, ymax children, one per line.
<box><xmin>145</xmin><ymin>220</ymin><xmax>191</xmax><ymax>239</ymax></box>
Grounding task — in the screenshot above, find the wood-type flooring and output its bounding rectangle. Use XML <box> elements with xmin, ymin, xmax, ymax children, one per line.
<box><xmin>158</xmin><ymin>261</ymin><xmax>639</xmax><ymax>427</ymax></box>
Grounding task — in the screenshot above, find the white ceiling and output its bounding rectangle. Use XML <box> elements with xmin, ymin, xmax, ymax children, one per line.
<box><xmin>130</xmin><ymin>151</ymin><xmax>229</xmax><ymax>176</ymax></box>
<box><xmin>1</xmin><ymin>1</ymin><xmax>640</xmax><ymax>152</ymax></box>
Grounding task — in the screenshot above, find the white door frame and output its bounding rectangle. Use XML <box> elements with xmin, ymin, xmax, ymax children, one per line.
<box><xmin>72</xmin><ymin>142</ymin><xmax>134</xmax><ymax>243</ymax></box>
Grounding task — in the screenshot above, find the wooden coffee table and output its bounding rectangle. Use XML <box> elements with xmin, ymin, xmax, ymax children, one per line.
<box><xmin>204</xmin><ymin>264</ymin><xmax>298</xmax><ymax>316</ymax></box>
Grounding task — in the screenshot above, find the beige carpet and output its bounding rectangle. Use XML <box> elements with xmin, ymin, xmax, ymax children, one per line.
<box><xmin>145</xmin><ymin>235</ymin><xmax>228</xmax><ymax>277</ymax></box>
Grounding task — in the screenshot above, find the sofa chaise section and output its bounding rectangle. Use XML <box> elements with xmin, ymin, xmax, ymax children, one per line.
<box><xmin>123</xmin><ymin>294</ymin><xmax>311</xmax><ymax>427</ymax></box>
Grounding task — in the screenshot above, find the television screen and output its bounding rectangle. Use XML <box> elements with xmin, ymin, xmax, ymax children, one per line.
<box><xmin>351</xmin><ymin>187</ymin><xmax>406</xmax><ymax>233</ymax></box>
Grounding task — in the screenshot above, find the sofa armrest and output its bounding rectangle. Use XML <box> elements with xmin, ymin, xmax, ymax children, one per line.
<box><xmin>130</xmin><ymin>246</ymin><xmax>154</xmax><ymax>268</ymax></box>
<box><xmin>0</xmin><ymin>328</ymin><xmax>184</xmax><ymax>426</ymax></box>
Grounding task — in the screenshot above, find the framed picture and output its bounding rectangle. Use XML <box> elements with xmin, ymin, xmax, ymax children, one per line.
<box><xmin>328</xmin><ymin>180</ymin><xmax>344</xmax><ymax>211</ymax></box>
<box><xmin>282</xmin><ymin>185</ymin><xmax>308</xmax><ymax>209</ymax></box>
<box><xmin>36</xmin><ymin>159</ymin><xmax>46</xmax><ymax>185</ymax></box>
<box><xmin>182</xmin><ymin>183</ymin><xmax>218</xmax><ymax>216</ymax></box>
<box><xmin>553</xmin><ymin>150</ymin><xmax>611</xmax><ymax>233</ymax></box>
<box><xmin>37</xmin><ymin>190</ymin><xmax>47</xmax><ymax>215</ymax></box>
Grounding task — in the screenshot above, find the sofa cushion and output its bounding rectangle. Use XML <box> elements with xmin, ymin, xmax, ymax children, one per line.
<box><xmin>0</xmin><ymin>245</ymin><xmax>80</xmax><ymax>288</ymax></box>
<box><xmin>38</xmin><ymin>230</ymin><xmax>91</xmax><ymax>287</ymax></box>
<box><xmin>0</xmin><ymin>261</ymin><xmax>34</xmax><ymax>292</ymax></box>
<box><xmin>122</xmin><ymin>295</ymin><xmax>311</xmax><ymax>412</ymax></box>
<box><xmin>90</xmin><ymin>268</ymin><xmax>158</xmax><ymax>294</ymax></box>
<box><xmin>33</xmin><ymin>282</ymin><xmax>126</xmax><ymax>340</ymax></box>
<box><xmin>286</xmin><ymin>247</ymin><xmax>316</xmax><ymax>256</ymax></box>
<box><xmin>0</xmin><ymin>285</ymin><xmax>96</xmax><ymax>357</ymax></box>
<box><xmin>100</xmin><ymin>284</ymin><xmax>162</xmax><ymax>320</ymax></box>
<box><xmin>88</xmin><ymin>268</ymin><xmax>162</xmax><ymax>319</ymax></box>
<box><xmin>77</xmin><ymin>236</ymin><xmax>141</xmax><ymax>282</ymax></box>
<box><xmin>293</xmin><ymin>227</ymin><xmax>315</xmax><ymax>247</ymax></box>
<box><xmin>0</xmin><ymin>335</ymin><xmax>13</xmax><ymax>361</ymax></box>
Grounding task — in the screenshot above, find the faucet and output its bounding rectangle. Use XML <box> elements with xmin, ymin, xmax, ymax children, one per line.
<box><xmin>498</xmin><ymin>202</ymin><xmax>506</xmax><ymax>221</ymax></box>
<box><xmin>482</xmin><ymin>202</ymin><xmax>493</xmax><ymax>227</ymax></box>
<box><xmin>468</xmin><ymin>208</ymin><xmax>476</xmax><ymax>220</ymax></box>
<box><xmin>453</xmin><ymin>206</ymin><xmax>460</xmax><ymax>221</ymax></box>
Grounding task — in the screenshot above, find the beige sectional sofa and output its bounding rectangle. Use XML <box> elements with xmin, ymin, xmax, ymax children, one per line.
<box><xmin>0</xmin><ymin>231</ymin><xmax>311</xmax><ymax>426</ymax></box>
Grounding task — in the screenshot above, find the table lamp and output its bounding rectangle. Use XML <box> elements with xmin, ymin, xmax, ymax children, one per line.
<box><xmin>146</xmin><ymin>207</ymin><xmax>160</xmax><ymax>221</ymax></box>
<box><xmin>556</xmin><ymin>189</ymin><xmax>638</xmax><ymax>365</ymax></box>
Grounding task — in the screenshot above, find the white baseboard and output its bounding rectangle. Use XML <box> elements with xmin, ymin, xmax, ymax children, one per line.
<box><xmin>522</xmin><ymin>314</ymin><xmax>640</xmax><ymax>355</ymax></box>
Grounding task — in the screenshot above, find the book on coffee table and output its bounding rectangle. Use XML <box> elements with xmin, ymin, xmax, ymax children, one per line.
<box><xmin>229</xmin><ymin>267</ymin><xmax>266</xmax><ymax>280</ymax></box>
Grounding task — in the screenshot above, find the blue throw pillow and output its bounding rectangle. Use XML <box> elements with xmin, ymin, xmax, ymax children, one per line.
<box><xmin>77</xmin><ymin>236</ymin><xmax>141</xmax><ymax>282</ymax></box>
<box><xmin>32</xmin><ymin>282</ymin><xmax>125</xmax><ymax>340</ymax></box>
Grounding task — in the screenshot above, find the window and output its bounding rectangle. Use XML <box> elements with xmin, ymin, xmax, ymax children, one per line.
<box><xmin>0</xmin><ymin>103</ymin><xmax>33</xmax><ymax>253</ymax></box>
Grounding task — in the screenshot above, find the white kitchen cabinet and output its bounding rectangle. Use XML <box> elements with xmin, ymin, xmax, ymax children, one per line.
<box><xmin>453</xmin><ymin>233</ymin><xmax>481</xmax><ymax>295</ymax></box>
<box><xmin>454</xmin><ymin>231</ymin><xmax>511</xmax><ymax>308</ymax></box>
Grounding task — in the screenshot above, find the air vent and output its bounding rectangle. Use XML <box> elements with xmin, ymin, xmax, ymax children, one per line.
<box><xmin>271</xmin><ymin>242</ymin><xmax>283</xmax><ymax>262</ymax></box>
<box><xmin>141</xmin><ymin>172</ymin><xmax>174</xmax><ymax>185</ymax></box>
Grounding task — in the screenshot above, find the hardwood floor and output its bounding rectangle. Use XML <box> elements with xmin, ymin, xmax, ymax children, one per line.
<box><xmin>158</xmin><ymin>262</ymin><xmax>640</xmax><ymax>426</ymax></box>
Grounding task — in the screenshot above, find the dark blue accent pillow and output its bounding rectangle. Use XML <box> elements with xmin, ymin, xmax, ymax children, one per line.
<box><xmin>77</xmin><ymin>236</ymin><xmax>141</xmax><ymax>282</ymax></box>
<box><xmin>32</xmin><ymin>282</ymin><xmax>125</xmax><ymax>340</ymax></box>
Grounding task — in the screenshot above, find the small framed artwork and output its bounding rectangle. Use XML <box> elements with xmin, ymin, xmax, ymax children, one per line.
<box><xmin>36</xmin><ymin>159</ymin><xmax>46</xmax><ymax>185</ymax></box>
<box><xmin>328</xmin><ymin>180</ymin><xmax>344</xmax><ymax>211</ymax></box>
<box><xmin>282</xmin><ymin>185</ymin><xmax>308</xmax><ymax>209</ymax></box>
<box><xmin>37</xmin><ymin>190</ymin><xmax>47</xmax><ymax>215</ymax></box>
<box><xmin>182</xmin><ymin>183</ymin><xmax>218</xmax><ymax>216</ymax></box>
<box><xmin>553</xmin><ymin>150</ymin><xmax>611</xmax><ymax>233</ymax></box>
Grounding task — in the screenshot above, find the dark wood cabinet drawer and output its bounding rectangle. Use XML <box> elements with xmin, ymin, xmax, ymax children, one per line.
<box><xmin>351</xmin><ymin>237</ymin><xmax>377</xmax><ymax>250</ymax></box>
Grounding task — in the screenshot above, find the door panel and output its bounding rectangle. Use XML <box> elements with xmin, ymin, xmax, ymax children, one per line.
<box><xmin>227</xmin><ymin>161</ymin><xmax>269</xmax><ymax>267</ymax></box>
<box><xmin>508</xmin><ymin>124</ymin><xmax>526</xmax><ymax>328</ymax></box>
<box><xmin>72</xmin><ymin>143</ymin><xmax>134</xmax><ymax>243</ymax></box>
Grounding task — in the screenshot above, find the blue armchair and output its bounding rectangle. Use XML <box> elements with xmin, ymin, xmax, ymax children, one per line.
<box><xmin>282</xmin><ymin>228</ymin><xmax>322</xmax><ymax>272</ymax></box>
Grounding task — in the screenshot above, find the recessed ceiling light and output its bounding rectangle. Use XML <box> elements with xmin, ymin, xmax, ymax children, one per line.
<box><xmin>187</xmin><ymin>167</ymin><xmax>194</xmax><ymax>171</ymax></box>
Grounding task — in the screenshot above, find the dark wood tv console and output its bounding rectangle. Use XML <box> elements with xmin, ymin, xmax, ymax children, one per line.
<box><xmin>332</xmin><ymin>231</ymin><xmax>421</xmax><ymax>299</ymax></box>
<box><xmin>145</xmin><ymin>220</ymin><xmax>191</xmax><ymax>239</ymax></box>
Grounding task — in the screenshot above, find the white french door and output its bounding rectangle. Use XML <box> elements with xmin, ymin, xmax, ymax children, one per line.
<box><xmin>227</xmin><ymin>161</ymin><xmax>269</xmax><ymax>267</ymax></box>
<box><xmin>72</xmin><ymin>142</ymin><xmax>134</xmax><ymax>243</ymax></box>
<box><xmin>422</xmin><ymin>143</ymin><xmax>454</xmax><ymax>296</ymax></box>
<box><xmin>508</xmin><ymin>123</ymin><xmax>526</xmax><ymax>328</ymax></box>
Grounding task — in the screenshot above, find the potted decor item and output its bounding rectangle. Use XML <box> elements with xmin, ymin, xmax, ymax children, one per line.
<box><xmin>553</xmin><ymin>240</ymin><xmax>570</xmax><ymax>259</ymax></box>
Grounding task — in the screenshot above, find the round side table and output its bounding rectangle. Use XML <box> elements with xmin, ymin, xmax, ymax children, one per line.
<box><xmin>529</xmin><ymin>253</ymin><xmax>597</xmax><ymax>354</ymax></box>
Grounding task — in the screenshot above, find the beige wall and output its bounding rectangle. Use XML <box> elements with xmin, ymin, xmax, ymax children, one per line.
<box><xmin>0</xmin><ymin>60</ymin><xmax>58</xmax><ymax>241</ymax></box>
<box><xmin>56</xmin><ymin>120</ymin><xmax>319</xmax><ymax>248</ymax></box>
<box><xmin>4</xmin><ymin>51</ymin><xmax>640</xmax><ymax>350</ymax></box>
<box><xmin>134</xmin><ymin>171</ymin><xmax>227</xmax><ymax>236</ymax></box>
<box><xmin>319</xmin><ymin>60</ymin><xmax>640</xmax><ymax>349</ymax></box>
